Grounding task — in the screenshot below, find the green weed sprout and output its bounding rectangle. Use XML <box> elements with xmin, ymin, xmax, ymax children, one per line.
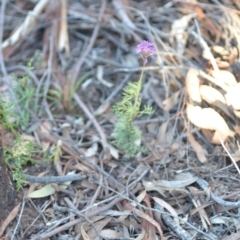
<box><xmin>4</xmin><ymin>137</ymin><xmax>36</xmax><ymax>190</ymax></box>
<box><xmin>112</xmin><ymin>40</ymin><xmax>156</xmax><ymax>158</ymax></box>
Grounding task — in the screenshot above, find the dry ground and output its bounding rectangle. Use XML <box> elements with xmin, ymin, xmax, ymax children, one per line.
<box><xmin>1</xmin><ymin>0</ymin><xmax>240</xmax><ymax>239</ymax></box>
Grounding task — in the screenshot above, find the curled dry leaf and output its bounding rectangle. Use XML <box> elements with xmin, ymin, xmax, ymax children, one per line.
<box><xmin>136</xmin><ymin>190</ymin><xmax>147</xmax><ymax>204</ymax></box>
<box><xmin>96</xmin><ymin>65</ymin><xmax>113</xmax><ymax>88</ymax></box>
<box><xmin>188</xmin><ymin>129</ymin><xmax>207</xmax><ymax>163</ymax></box>
<box><xmin>186</xmin><ymin>104</ymin><xmax>235</xmax><ymax>143</ymax></box>
<box><xmin>211</xmin><ymin>70</ymin><xmax>237</xmax><ymax>91</ymax></box>
<box><xmin>162</xmin><ymin>90</ymin><xmax>181</xmax><ymax>111</ymax></box>
<box><xmin>81</xmin><ymin>223</ymin><xmax>91</xmax><ymax>240</ymax></box>
<box><xmin>156</xmin><ymin>173</ymin><xmax>197</xmax><ymax>189</ymax></box>
<box><xmin>153</xmin><ymin>197</ymin><xmax>179</xmax><ymax>224</ymax></box>
<box><xmin>199</xmin><ymin>70</ymin><xmax>232</xmax><ymax>93</ymax></box>
<box><xmin>200</xmin><ymin>85</ymin><xmax>225</xmax><ymax>104</ymax></box>
<box><xmin>142</xmin><ymin>180</ymin><xmax>166</xmax><ymax>197</ymax></box>
<box><xmin>0</xmin><ymin>203</ymin><xmax>20</xmax><ymax>237</ymax></box>
<box><xmin>85</xmin><ymin>142</ymin><xmax>98</xmax><ymax>157</ymax></box>
<box><xmin>123</xmin><ymin>200</ymin><xmax>163</xmax><ymax>239</ymax></box>
<box><xmin>199</xmin><ymin>85</ymin><xmax>233</xmax><ymax>119</ymax></box>
<box><xmin>186</xmin><ymin>68</ymin><xmax>201</xmax><ymax>103</ymax></box>
<box><xmin>108</xmin><ymin>143</ymin><xmax>119</xmax><ymax>160</ymax></box>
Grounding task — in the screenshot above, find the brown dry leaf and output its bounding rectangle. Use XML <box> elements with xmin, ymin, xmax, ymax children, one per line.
<box><xmin>200</xmin><ymin>85</ymin><xmax>225</xmax><ymax>104</ymax></box>
<box><xmin>199</xmin><ymin>85</ymin><xmax>233</xmax><ymax>119</ymax></box>
<box><xmin>162</xmin><ymin>90</ymin><xmax>181</xmax><ymax>111</ymax></box>
<box><xmin>142</xmin><ymin>180</ymin><xmax>165</xmax><ymax>197</ymax></box>
<box><xmin>100</xmin><ymin>229</ymin><xmax>122</xmax><ymax>239</ymax></box>
<box><xmin>188</xmin><ymin>130</ymin><xmax>207</xmax><ymax>163</ymax></box>
<box><xmin>0</xmin><ymin>204</ymin><xmax>20</xmax><ymax>237</ymax></box>
<box><xmin>90</xmin><ymin>218</ymin><xmax>112</xmax><ymax>239</ymax></box>
<box><xmin>185</xmin><ymin>68</ymin><xmax>202</xmax><ymax>103</ymax></box>
<box><xmin>136</xmin><ymin>190</ymin><xmax>147</xmax><ymax>204</ymax></box>
<box><xmin>38</xmin><ymin>121</ymin><xmax>52</xmax><ymax>151</ymax></box>
<box><xmin>189</xmin><ymin>187</ymin><xmax>211</xmax><ymax>229</ymax></box>
<box><xmin>195</xmin><ymin>6</ymin><xmax>221</xmax><ymax>42</ymax></box>
<box><xmin>199</xmin><ymin>70</ymin><xmax>232</xmax><ymax>93</ymax></box>
<box><xmin>156</xmin><ymin>173</ymin><xmax>197</xmax><ymax>189</ymax></box>
<box><xmin>107</xmin><ymin>143</ymin><xmax>119</xmax><ymax>160</ymax></box>
<box><xmin>142</xmin><ymin>194</ymin><xmax>156</xmax><ymax>240</ymax></box>
<box><xmin>211</xmin><ymin>70</ymin><xmax>237</xmax><ymax>89</ymax></box>
<box><xmin>152</xmin><ymin>197</ymin><xmax>179</xmax><ymax>224</ymax></box>
<box><xmin>157</xmin><ymin>121</ymin><xmax>169</xmax><ymax>144</ymax></box>
<box><xmin>85</xmin><ymin>142</ymin><xmax>98</xmax><ymax>157</ymax></box>
<box><xmin>211</xmin><ymin>130</ymin><xmax>230</xmax><ymax>144</ymax></box>
<box><xmin>81</xmin><ymin>223</ymin><xmax>91</xmax><ymax>240</ymax></box>
<box><xmin>186</xmin><ymin>104</ymin><xmax>235</xmax><ymax>142</ymax></box>
<box><xmin>123</xmin><ymin>200</ymin><xmax>163</xmax><ymax>239</ymax></box>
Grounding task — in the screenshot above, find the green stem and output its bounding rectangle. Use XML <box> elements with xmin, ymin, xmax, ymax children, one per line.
<box><xmin>130</xmin><ymin>65</ymin><xmax>145</xmax><ymax>122</ymax></box>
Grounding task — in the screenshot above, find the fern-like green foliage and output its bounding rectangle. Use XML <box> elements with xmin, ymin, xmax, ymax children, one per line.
<box><xmin>112</xmin><ymin>70</ymin><xmax>153</xmax><ymax>158</ymax></box>
<box><xmin>4</xmin><ymin>137</ymin><xmax>36</xmax><ymax>190</ymax></box>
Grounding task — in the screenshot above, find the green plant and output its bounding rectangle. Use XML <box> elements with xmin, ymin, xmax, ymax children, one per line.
<box><xmin>0</xmin><ymin>59</ymin><xmax>39</xmax><ymax>190</ymax></box>
<box><xmin>4</xmin><ymin>137</ymin><xmax>36</xmax><ymax>190</ymax></box>
<box><xmin>112</xmin><ymin>40</ymin><xmax>155</xmax><ymax>158</ymax></box>
<box><xmin>12</xmin><ymin>59</ymin><xmax>36</xmax><ymax>129</ymax></box>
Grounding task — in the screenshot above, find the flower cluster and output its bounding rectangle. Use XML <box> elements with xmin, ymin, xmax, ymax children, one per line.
<box><xmin>136</xmin><ymin>40</ymin><xmax>156</xmax><ymax>64</ymax></box>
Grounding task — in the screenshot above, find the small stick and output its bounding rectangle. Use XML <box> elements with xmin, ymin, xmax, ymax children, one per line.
<box><xmin>154</xmin><ymin>202</ymin><xmax>193</xmax><ymax>240</ymax></box>
<box><xmin>196</xmin><ymin>177</ymin><xmax>240</xmax><ymax>208</ymax></box>
<box><xmin>219</xmin><ymin>138</ymin><xmax>240</xmax><ymax>176</ymax></box>
<box><xmin>24</xmin><ymin>174</ymin><xmax>86</xmax><ymax>184</ymax></box>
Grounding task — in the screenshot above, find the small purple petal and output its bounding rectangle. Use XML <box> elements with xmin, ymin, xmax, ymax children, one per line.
<box><xmin>136</xmin><ymin>40</ymin><xmax>155</xmax><ymax>54</ymax></box>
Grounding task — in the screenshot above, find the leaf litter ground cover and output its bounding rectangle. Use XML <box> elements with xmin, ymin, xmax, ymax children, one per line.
<box><xmin>1</xmin><ymin>0</ymin><xmax>240</xmax><ymax>239</ymax></box>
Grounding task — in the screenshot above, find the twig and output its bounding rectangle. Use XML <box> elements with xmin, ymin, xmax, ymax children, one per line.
<box><xmin>196</xmin><ymin>177</ymin><xmax>240</xmax><ymax>208</ymax></box>
<box><xmin>88</xmin><ymin>151</ymin><xmax>104</xmax><ymax>207</ymax></box>
<box><xmin>11</xmin><ymin>198</ymin><xmax>26</xmax><ymax>240</ymax></box>
<box><xmin>64</xmin><ymin>198</ymin><xmax>101</xmax><ymax>238</ymax></box>
<box><xmin>153</xmin><ymin>202</ymin><xmax>218</xmax><ymax>240</ymax></box>
<box><xmin>73</xmin><ymin>93</ymin><xmax>108</xmax><ymax>147</ymax></box>
<box><xmin>219</xmin><ymin>138</ymin><xmax>240</xmax><ymax>176</ymax></box>
<box><xmin>190</xmin><ymin>30</ymin><xmax>219</xmax><ymax>74</ymax></box>
<box><xmin>24</xmin><ymin>174</ymin><xmax>86</xmax><ymax>183</ymax></box>
<box><xmin>38</xmin><ymin>187</ymin><xmax>141</xmax><ymax>239</ymax></box>
<box><xmin>94</xmin><ymin>73</ymin><xmax>132</xmax><ymax>115</ymax></box>
<box><xmin>71</xmin><ymin>0</ymin><xmax>106</xmax><ymax>87</ymax></box>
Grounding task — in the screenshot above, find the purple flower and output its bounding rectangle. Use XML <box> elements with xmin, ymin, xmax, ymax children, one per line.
<box><xmin>136</xmin><ymin>40</ymin><xmax>155</xmax><ymax>54</ymax></box>
<box><xmin>136</xmin><ymin>40</ymin><xmax>156</xmax><ymax>64</ymax></box>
